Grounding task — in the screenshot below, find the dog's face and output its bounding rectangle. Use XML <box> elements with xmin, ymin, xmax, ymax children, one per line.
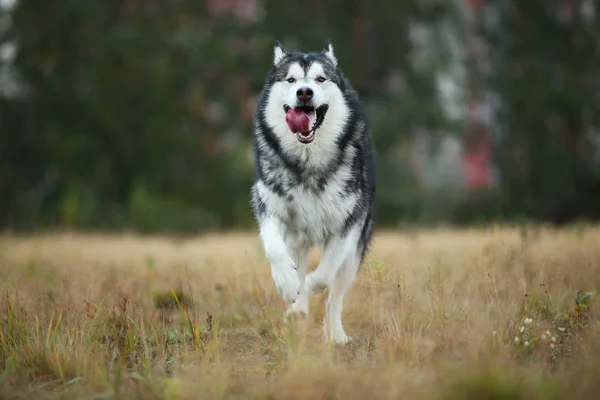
<box><xmin>262</xmin><ymin>41</ymin><xmax>349</xmax><ymax>145</ymax></box>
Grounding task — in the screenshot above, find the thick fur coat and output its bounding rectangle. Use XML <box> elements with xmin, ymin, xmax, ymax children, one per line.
<box><xmin>250</xmin><ymin>40</ymin><xmax>376</xmax><ymax>344</ymax></box>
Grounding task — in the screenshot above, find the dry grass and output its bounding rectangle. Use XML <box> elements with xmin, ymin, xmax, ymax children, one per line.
<box><xmin>1</xmin><ymin>225</ymin><xmax>600</xmax><ymax>399</ymax></box>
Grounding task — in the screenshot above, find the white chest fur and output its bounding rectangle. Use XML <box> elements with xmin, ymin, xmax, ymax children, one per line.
<box><xmin>257</xmin><ymin>167</ymin><xmax>358</xmax><ymax>245</ymax></box>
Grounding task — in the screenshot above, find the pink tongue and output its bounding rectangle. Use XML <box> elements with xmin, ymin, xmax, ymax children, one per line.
<box><xmin>285</xmin><ymin>108</ymin><xmax>310</xmax><ymax>134</ymax></box>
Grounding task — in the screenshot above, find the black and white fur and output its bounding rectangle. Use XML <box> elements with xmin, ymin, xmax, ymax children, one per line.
<box><xmin>250</xmin><ymin>40</ymin><xmax>376</xmax><ymax>344</ymax></box>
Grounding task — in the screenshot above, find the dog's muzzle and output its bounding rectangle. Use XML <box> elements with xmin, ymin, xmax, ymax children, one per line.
<box><xmin>284</xmin><ymin>104</ymin><xmax>329</xmax><ymax>144</ymax></box>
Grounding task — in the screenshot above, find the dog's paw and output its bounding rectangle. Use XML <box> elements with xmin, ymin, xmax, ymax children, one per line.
<box><xmin>329</xmin><ymin>331</ymin><xmax>351</xmax><ymax>345</ymax></box>
<box><xmin>284</xmin><ymin>306</ymin><xmax>308</xmax><ymax>322</ymax></box>
<box><xmin>305</xmin><ymin>271</ymin><xmax>329</xmax><ymax>294</ymax></box>
<box><xmin>271</xmin><ymin>260</ymin><xmax>301</xmax><ymax>304</ymax></box>
<box><xmin>284</xmin><ymin>294</ymin><xmax>309</xmax><ymax>322</ymax></box>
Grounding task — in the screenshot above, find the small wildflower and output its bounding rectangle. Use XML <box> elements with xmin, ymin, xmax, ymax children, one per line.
<box><xmin>520</xmin><ymin>326</ymin><xmax>525</xmax><ymax>333</ymax></box>
<box><xmin>541</xmin><ymin>334</ymin><xmax>547</xmax><ymax>340</ymax></box>
<box><xmin>524</xmin><ymin>341</ymin><xmax>529</xmax><ymax>346</ymax></box>
<box><xmin>524</xmin><ymin>317</ymin><xmax>533</xmax><ymax>324</ymax></box>
<box><xmin>492</xmin><ymin>330</ymin><xmax>497</xmax><ymax>336</ymax></box>
<box><xmin>550</xmin><ymin>343</ymin><xmax>556</xmax><ymax>349</ymax></box>
<box><xmin>552</xmin><ymin>336</ymin><xmax>557</xmax><ymax>342</ymax></box>
<box><xmin>514</xmin><ymin>336</ymin><xmax>520</xmax><ymax>344</ymax></box>
<box><xmin>545</xmin><ymin>330</ymin><xmax>551</xmax><ymax>336</ymax></box>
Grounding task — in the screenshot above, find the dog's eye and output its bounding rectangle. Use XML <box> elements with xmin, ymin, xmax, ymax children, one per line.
<box><xmin>316</xmin><ymin>77</ymin><xmax>327</xmax><ymax>83</ymax></box>
<box><xmin>286</xmin><ymin>77</ymin><xmax>296</xmax><ymax>83</ymax></box>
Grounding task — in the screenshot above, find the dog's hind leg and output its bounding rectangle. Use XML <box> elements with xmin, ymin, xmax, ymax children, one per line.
<box><xmin>303</xmin><ymin>225</ymin><xmax>362</xmax><ymax>344</ymax></box>
<box><xmin>304</xmin><ymin>237</ymin><xmax>347</xmax><ymax>295</ymax></box>
<box><xmin>305</xmin><ymin>225</ymin><xmax>361</xmax><ymax>294</ymax></box>
<box><xmin>323</xmin><ymin>251</ymin><xmax>360</xmax><ymax>345</ymax></box>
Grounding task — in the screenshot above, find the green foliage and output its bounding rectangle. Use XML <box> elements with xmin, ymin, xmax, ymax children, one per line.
<box><xmin>443</xmin><ymin>366</ymin><xmax>557</xmax><ymax>400</ymax></box>
<box><xmin>0</xmin><ymin>0</ymin><xmax>454</xmax><ymax>233</ymax></box>
<box><xmin>0</xmin><ymin>1</ymin><xmax>599</xmax><ymax>233</ymax></box>
<box><xmin>490</xmin><ymin>2</ymin><xmax>600</xmax><ymax>223</ymax></box>
<box><xmin>128</xmin><ymin>184</ymin><xmax>217</xmax><ymax>234</ymax></box>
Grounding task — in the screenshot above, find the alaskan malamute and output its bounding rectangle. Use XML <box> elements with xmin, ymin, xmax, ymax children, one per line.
<box><xmin>250</xmin><ymin>40</ymin><xmax>376</xmax><ymax>344</ymax></box>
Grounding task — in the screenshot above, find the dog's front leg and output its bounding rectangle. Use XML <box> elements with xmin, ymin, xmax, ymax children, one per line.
<box><xmin>259</xmin><ymin>216</ymin><xmax>301</xmax><ymax>304</ymax></box>
<box><xmin>284</xmin><ymin>239</ymin><xmax>309</xmax><ymax>320</ymax></box>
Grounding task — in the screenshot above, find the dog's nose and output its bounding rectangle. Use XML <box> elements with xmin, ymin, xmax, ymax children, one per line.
<box><xmin>296</xmin><ymin>87</ymin><xmax>313</xmax><ymax>102</ymax></box>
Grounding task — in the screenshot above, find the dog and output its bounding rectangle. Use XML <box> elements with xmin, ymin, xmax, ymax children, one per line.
<box><xmin>250</xmin><ymin>40</ymin><xmax>376</xmax><ymax>344</ymax></box>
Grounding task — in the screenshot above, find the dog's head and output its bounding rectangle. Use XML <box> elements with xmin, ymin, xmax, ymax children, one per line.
<box><xmin>261</xmin><ymin>40</ymin><xmax>349</xmax><ymax>145</ymax></box>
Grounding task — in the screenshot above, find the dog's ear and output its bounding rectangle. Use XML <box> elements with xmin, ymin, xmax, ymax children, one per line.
<box><xmin>321</xmin><ymin>39</ymin><xmax>337</xmax><ymax>66</ymax></box>
<box><xmin>273</xmin><ymin>41</ymin><xmax>287</xmax><ymax>65</ymax></box>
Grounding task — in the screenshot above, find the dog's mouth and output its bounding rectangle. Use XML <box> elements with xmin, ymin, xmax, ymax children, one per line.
<box><xmin>284</xmin><ymin>104</ymin><xmax>329</xmax><ymax>144</ymax></box>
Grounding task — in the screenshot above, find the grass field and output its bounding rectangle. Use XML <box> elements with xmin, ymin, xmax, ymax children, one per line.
<box><xmin>1</xmin><ymin>226</ymin><xmax>600</xmax><ymax>399</ymax></box>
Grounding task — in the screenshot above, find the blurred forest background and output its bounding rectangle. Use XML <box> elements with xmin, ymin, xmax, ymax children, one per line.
<box><xmin>1</xmin><ymin>0</ymin><xmax>599</xmax><ymax>234</ymax></box>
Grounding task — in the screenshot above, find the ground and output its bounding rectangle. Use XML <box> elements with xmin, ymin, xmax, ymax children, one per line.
<box><xmin>1</xmin><ymin>225</ymin><xmax>600</xmax><ymax>399</ymax></box>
